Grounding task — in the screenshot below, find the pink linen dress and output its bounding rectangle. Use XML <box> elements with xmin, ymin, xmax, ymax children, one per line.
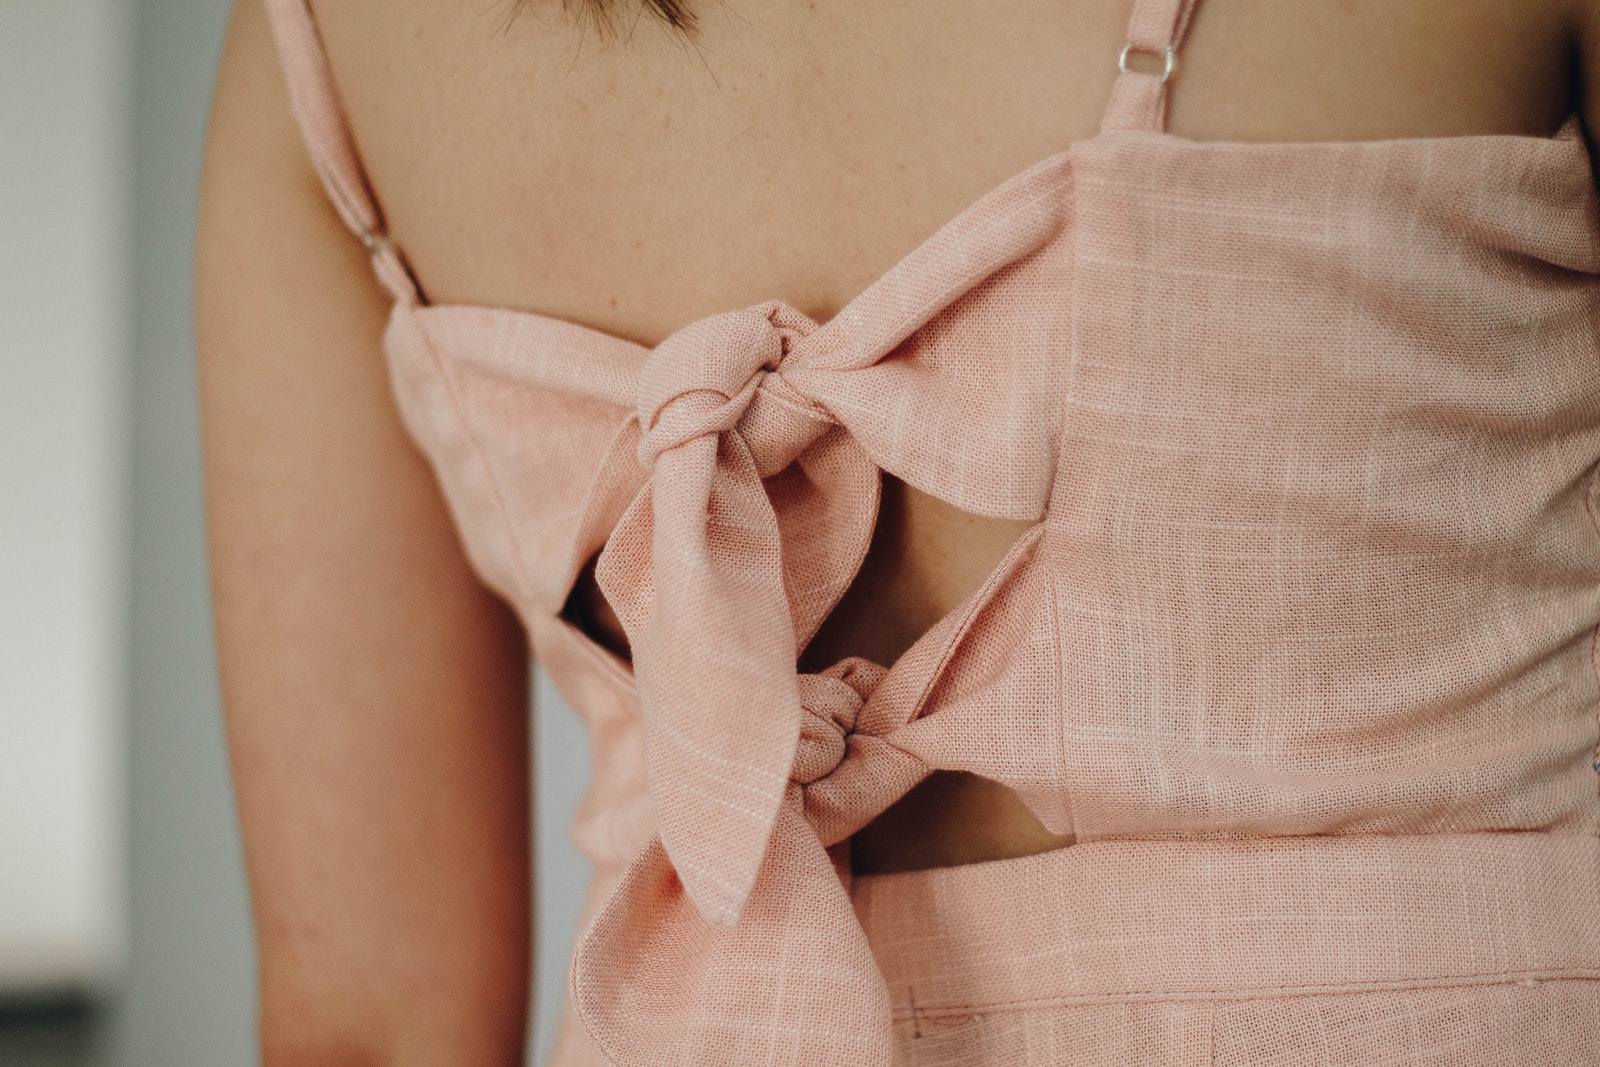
<box><xmin>261</xmin><ymin>0</ymin><xmax>1600</xmax><ymax>1062</ymax></box>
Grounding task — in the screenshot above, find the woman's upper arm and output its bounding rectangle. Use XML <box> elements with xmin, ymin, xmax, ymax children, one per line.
<box><xmin>197</xmin><ymin>3</ymin><xmax>530</xmax><ymax>1063</ymax></box>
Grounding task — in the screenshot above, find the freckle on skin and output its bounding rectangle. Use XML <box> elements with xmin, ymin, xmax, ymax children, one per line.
<box><xmin>610</xmin><ymin>297</ymin><xmax>619</xmax><ymax>309</ymax></box>
<box><xmin>663</xmin><ymin>114</ymin><xmax>672</xmax><ymax>128</ymax></box>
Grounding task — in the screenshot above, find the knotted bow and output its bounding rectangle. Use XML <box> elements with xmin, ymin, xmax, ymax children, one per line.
<box><xmin>571</xmin><ymin>301</ymin><xmax>943</xmax><ymax>1064</ymax></box>
<box><xmin>571</xmin><ymin>656</ymin><xmax>930</xmax><ymax>1066</ymax></box>
<box><xmin>592</xmin><ymin>301</ymin><xmax>885</xmax><ymax>926</ymax></box>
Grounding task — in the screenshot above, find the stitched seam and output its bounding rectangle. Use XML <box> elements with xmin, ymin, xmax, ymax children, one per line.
<box><xmin>1047</xmin><ymin>564</ymin><xmax>1076</xmax><ymax>835</ymax></box>
<box><xmin>409</xmin><ymin>312</ymin><xmax>538</xmax><ymax>606</ymax></box>
<box><xmin>885</xmin><ymin>969</ymin><xmax>1600</xmax><ymax>1021</ymax></box>
<box><xmin>1067</xmin><ymin>825</ymin><xmax>1600</xmax><ymax>848</ymax></box>
<box><xmin>552</xmin><ymin>612</ymin><xmax>636</xmax><ymax>692</ymax></box>
<box><xmin>1586</xmin><ymin>466</ymin><xmax>1600</xmax><ymax>791</ymax></box>
<box><xmin>904</xmin><ymin>523</ymin><xmax>1047</xmax><ymax>716</ymax></box>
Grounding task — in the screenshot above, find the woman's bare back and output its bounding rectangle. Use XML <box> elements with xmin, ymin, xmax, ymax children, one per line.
<box><xmin>305</xmin><ymin>0</ymin><xmax>1587</xmax><ymax>874</ymax></box>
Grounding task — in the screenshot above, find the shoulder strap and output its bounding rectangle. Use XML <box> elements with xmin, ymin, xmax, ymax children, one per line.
<box><xmin>260</xmin><ymin>0</ymin><xmax>420</xmax><ymax>302</ymax></box>
<box><xmin>1100</xmin><ymin>0</ymin><xmax>1205</xmax><ymax>133</ymax></box>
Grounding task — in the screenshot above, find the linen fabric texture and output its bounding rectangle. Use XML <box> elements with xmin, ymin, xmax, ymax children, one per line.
<box><xmin>261</xmin><ymin>0</ymin><xmax>1600</xmax><ymax>1061</ymax></box>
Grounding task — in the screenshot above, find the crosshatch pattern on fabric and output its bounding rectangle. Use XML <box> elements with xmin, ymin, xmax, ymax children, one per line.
<box><xmin>260</xmin><ymin>0</ymin><xmax>1600</xmax><ymax>1061</ymax></box>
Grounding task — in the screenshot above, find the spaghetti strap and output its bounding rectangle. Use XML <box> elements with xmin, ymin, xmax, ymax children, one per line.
<box><xmin>260</xmin><ymin>0</ymin><xmax>419</xmax><ymax>302</ymax></box>
<box><xmin>1100</xmin><ymin>0</ymin><xmax>1205</xmax><ymax>133</ymax></box>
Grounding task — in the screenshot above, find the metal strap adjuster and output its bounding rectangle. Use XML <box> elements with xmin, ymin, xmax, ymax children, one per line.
<box><xmin>1118</xmin><ymin>42</ymin><xmax>1177</xmax><ymax>84</ymax></box>
<box><xmin>359</xmin><ymin>225</ymin><xmax>395</xmax><ymax>259</ymax></box>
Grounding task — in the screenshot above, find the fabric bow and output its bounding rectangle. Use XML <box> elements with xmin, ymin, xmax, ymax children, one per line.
<box><xmin>591</xmin><ymin>300</ymin><xmax>884</xmax><ymax>927</ymax></box>
<box><xmin>571</xmin><ymin>656</ymin><xmax>932</xmax><ymax>1066</ymax></box>
<box><xmin>570</xmin><ymin>301</ymin><xmax>947</xmax><ymax>1064</ymax></box>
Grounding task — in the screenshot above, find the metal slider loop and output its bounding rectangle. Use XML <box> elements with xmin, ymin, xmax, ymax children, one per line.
<box><xmin>359</xmin><ymin>225</ymin><xmax>395</xmax><ymax>259</ymax></box>
<box><xmin>1118</xmin><ymin>41</ymin><xmax>1177</xmax><ymax>84</ymax></box>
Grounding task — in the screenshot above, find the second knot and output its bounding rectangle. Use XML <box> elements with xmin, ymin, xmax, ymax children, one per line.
<box><xmin>792</xmin><ymin>657</ymin><xmax>888</xmax><ymax>787</ymax></box>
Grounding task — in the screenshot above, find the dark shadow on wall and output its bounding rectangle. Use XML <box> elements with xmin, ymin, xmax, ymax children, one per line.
<box><xmin>0</xmin><ymin>995</ymin><xmax>111</xmax><ymax>1067</ymax></box>
<box><xmin>110</xmin><ymin>1</ymin><xmax>256</xmax><ymax>1065</ymax></box>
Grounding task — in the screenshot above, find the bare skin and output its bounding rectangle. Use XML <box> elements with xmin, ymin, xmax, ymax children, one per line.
<box><xmin>200</xmin><ymin>0</ymin><xmax>1600</xmax><ymax>1060</ymax></box>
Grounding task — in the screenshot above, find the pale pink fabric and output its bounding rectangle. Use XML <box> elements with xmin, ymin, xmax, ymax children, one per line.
<box><xmin>261</xmin><ymin>0</ymin><xmax>1600</xmax><ymax>1062</ymax></box>
<box><xmin>853</xmin><ymin>834</ymin><xmax>1600</xmax><ymax>1064</ymax></box>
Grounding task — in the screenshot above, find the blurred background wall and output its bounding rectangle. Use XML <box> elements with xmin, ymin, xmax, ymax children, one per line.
<box><xmin>1</xmin><ymin>0</ymin><xmax>131</xmax><ymax>1007</ymax></box>
<box><xmin>114</xmin><ymin>1</ymin><xmax>253</xmax><ymax>1063</ymax></box>
<box><xmin>2</xmin><ymin>2</ymin><xmax>593</xmax><ymax>1063</ymax></box>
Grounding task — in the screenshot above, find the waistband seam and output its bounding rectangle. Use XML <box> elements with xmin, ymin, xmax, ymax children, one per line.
<box><xmin>890</xmin><ymin>969</ymin><xmax>1600</xmax><ymax>1021</ymax></box>
<box><xmin>1585</xmin><ymin>465</ymin><xmax>1600</xmax><ymax>796</ymax></box>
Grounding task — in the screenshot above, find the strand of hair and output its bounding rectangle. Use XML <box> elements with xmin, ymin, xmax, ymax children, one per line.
<box><xmin>506</xmin><ymin>0</ymin><xmax>697</xmax><ymax>37</ymax></box>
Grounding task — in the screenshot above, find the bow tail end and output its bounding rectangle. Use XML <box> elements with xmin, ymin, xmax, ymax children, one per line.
<box><xmin>571</xmin><ymin>801</ymin><xmax>894</xmax><ymax>1067</ymax></box>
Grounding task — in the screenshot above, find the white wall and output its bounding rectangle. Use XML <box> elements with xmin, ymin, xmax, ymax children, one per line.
<box><xmin>0</xmin><ymin>0</ymin><xmax>132</xmax><ymax>997</ymax></box>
